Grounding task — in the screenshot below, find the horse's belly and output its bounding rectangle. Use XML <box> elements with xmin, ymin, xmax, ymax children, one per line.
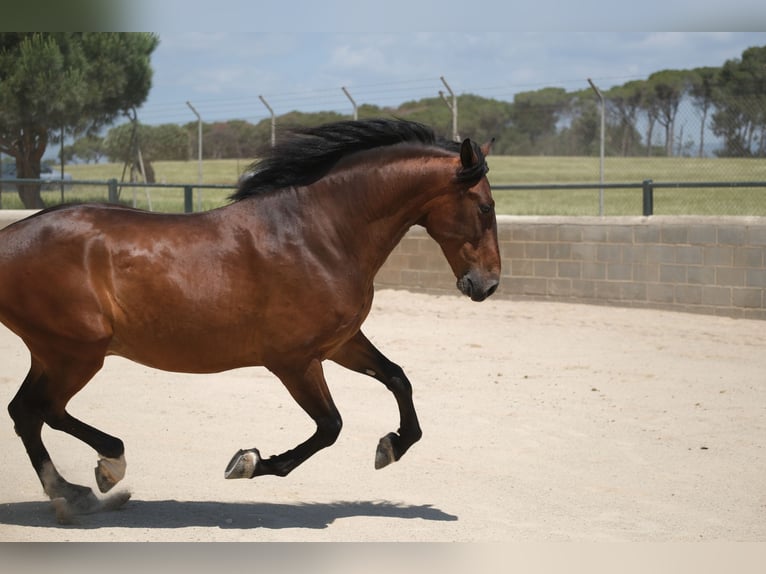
<box><xmin>107</xmin><ymin>322</ymin><xmax>263</xmax><ymax>373</ymax></box>
<box><xmin>108</xmin><ymin>303</ymin><xmax>367</xmax><ymax>374</ymax></box>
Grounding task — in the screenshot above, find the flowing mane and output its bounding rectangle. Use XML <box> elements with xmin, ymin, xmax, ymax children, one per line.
<box><xmin>231</xmin><ymin>118</ymin><xmax>486</xmax><ymax>201</ymax></box>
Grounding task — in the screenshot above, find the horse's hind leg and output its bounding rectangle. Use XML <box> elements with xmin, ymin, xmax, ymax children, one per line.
<box><xmin>46</xmin><ymin>407</ymin><xmax>127</xmax><ymax>494</ymax></box>
<box><xmin>225</xmin><ymin>358</ymin><xmax>343</xmax><ymax>479</ymax></box>
<box><xmin>330</xmin><ymin>330</ymin><xmax>422</xmax><ymax>469</ymax></box>
<box><xmin>8</xmin><ymin>364</ymin><xmax>99</xmax><ymax>513</ymax></box>
<box><xmin>8</xmin><ymin>353</ymin><xmax>127</xmax><ymax>513</ymax></box>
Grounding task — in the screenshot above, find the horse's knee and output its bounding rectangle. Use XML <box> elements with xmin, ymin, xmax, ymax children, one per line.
<box><xmin>388</xmin><ymin>374</ymin><xmax>412</xmax><ymax>395</ymax></box>
<box><xmin>382</xmin><ymin>363</ymin><xmax>412</xmax><ymax>394</ymax></box>
<box><xmin>8</xmin><ymin>390</ymin><xmax>32</xmax><ymax>419</ymax></box>
<box><xmin>317</xmin><ymin>415</ymin><xmax>343</xmax><ymax>447</ymax></box>
<box><xmin>7</xmin><ymin>397</ymin><xmax>22</xmax><ymax>425</ymax></box>
<box><xmin>7</xmin><ymin>395</ymin><xmax>40</xmax><ymax>436</ymax></box>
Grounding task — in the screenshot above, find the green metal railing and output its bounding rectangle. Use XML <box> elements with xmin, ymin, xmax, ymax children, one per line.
<box><xmin>493</xmin><ymin>180</ymin><xmax>766</xmax><ymax>216</ymax></box>
<box><xmin>0</xmin><ymin>178</ymin><xmax>235</xmax><ymax>213</ymax></box>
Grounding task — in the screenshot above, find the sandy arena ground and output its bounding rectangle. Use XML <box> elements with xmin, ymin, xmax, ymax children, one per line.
<box><xmin>0</xmin><ymin>289</ymin><xmax>764</xmax><ymax>542</ymax></box>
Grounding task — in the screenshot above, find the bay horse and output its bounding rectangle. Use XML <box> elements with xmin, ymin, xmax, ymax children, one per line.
<box><xmin>0</xmin><ymin>118</ymin><xmax>500</xmax><ymax>516</ymax></box>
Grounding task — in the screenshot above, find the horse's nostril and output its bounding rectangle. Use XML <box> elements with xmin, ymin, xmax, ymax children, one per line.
<box><xmin>486</xmin><ymin>282</ymin><xmax>498</xmax><ymax>298</ymax></box>
<box><xmin>458</xmin><ymin>276</ymin><xmax>474</xmax><ymax>298</ymax></box>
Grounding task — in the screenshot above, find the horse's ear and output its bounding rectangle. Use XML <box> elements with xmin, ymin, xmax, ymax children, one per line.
<box><xmin>457</xmin><ymin>137</ymin><xmax>490</xmax><ymax>184</ymax></box>
<box><xmin>460</xmin><ymin>138</ymin><xmax>476</xmax><ymax>168</ymax></box>
<box><xmin>481</xmin><ymin>137</ymin><xmax>496</xmax><ymax>157</ymax></box>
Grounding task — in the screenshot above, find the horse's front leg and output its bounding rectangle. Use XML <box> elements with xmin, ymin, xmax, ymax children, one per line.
<box><xmin>224</xmin><ymin>359</ymin><xmax>342</xmax><ymax>479</ymax></box>
<box><xmin>330</xmin><ymin>330</ymin><xmax>422</xmax><ymax>469</ymax></box>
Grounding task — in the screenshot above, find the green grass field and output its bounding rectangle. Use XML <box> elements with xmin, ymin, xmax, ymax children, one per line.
<box><xmin>487</xmin><ymin>156</ymin><xmax>766</xmax><ymax>216</ymax></box>
<box><xmin>1</xmin><ymin>156</ymin><xmax>764</xmax><ymax>215</ymax></box>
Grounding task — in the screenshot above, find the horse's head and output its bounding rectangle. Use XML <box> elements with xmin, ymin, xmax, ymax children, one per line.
<box><xmin>420</xmin><ymin>138</ymin><xmax>501</xmax><ymax>302</ymax></box>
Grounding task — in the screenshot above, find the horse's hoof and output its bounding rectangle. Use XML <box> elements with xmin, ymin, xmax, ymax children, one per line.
<box><xmin>59</xmin><ymin>485</ymin><xmax>101</xmax><ymax>515</ymax></box>
<box><xmin>101</xmin><ymin>489</ymin><xmax>132</xmax><ymax>511</ymax></box>
<box><xmin>375</xmin><ymin>433</ymin><xmax>398</xmax><ymax>469</ymax></box>
<box><xmin>95</xmin><ymin>454</ymin><xmax>126</xmax><ymax>493</ymax></box>
<box><xmin>224</xmin><ymin>448</ymin><xmax>261</xmax><ymax>479</ymax></box>
<box><xmin>51</xmin><ymin>489</ymin><xmax>131</xmax><ymax>524</ymax></box>
<box><xmin>51</xmin><ymin>497</ymin><xmax>77</xmax><ymax>525</ymax></box>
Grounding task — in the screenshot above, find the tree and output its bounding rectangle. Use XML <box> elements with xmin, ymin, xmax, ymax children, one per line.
<box><xmin>711</xmin><ymin>45</ymin><xmax>766</xmax><ymax>157</ymax></box>
<box><xmin>452</xmin><ymin>94</ymin><xmax>514</xmax><ymax>154</ymax></box>
<box><xmin>508</xmin><ymin>87</ymin><xmax>568</xmax><ymax>154</ymax></box>
<box><xmin>606</xmin><ymin>80</ymin><xmax>644</xmax><ymax>156</ymax></box>
<box><xmin>64</xmin><ymin>134</ymin><xmax>105</xmax><ymax>163</ymax></box>
<box><xmin>0</xmin><ymin>33</ymin><xmax>158</xmax><ymax>207</ymax></box>
<box><xmin>150</xmin><ymin>123</ymin><xmax>188</xmax><ymax>161</ymax></box>
<box><xmin>103</xmin><ymin>121</ymin><xmax>154</xmax><ymax>182</ymax></box>
<box><xmin>225</xmin><ymin>119</ymin><xmax>264</xmax><ymax>158</ymax></box>
<box><xmin>560</xmin><ymin>89</ymin><xmax>601</xmax><ymax>156</ymax></box>
<box><xmin>688</xmin><ymin>67</ymin><xmax>718</xmax><ymax>157</ymax></box>
<box><xmin>639</xmin><ymin>84</ymin><xmax>660</xmax><ymax>157</ymax></box>
<box><xmin>206</xmin><ymin>122</ymin><xmax>238</xmax><ymax>159</ymax></box>
<box><xmin>103</xmin><ymin>121</ymin><xmax>189</xmax><ymax>172</ymax></box>
<box><xmin>194</xmin><ymin>119</ymin><xmax>266</xmax><ymax>159</ymax></box>
<box><xmin>647</xmin><ymin>70</ymin><xmax>690</xmax><ymax>156</ymax></box>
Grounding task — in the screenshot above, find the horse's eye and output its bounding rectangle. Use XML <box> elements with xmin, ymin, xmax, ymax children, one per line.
<box><xmin>479</xmin><ymin>203</ymin><xmax>494</xmax><ymax>214</ymax></box>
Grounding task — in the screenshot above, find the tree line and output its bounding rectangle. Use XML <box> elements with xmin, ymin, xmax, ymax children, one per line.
<box><xmin>65</xmin><ymin>44</ymin><xmax>765</xmax><ymax>168</ymax></box>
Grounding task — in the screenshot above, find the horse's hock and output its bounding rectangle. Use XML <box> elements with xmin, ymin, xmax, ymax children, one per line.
<box><xmin>376</xmin><ymin>215</ymin><xmax>766</xmax><ymax>320</ymax></box>
<box><xmin>1</xmin><ymin>211</ymin><xmax>764</xmax><ymax>319</ymax></box>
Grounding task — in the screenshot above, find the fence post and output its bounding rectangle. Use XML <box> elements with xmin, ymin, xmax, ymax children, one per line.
<box><xmin>107</xmin><ymin>179</ymin><xmax>118</xmax><ymax>204</ymax></box>
<box><xmin>642</xmin><ymin>179</ymin><xmax>654</xmax><ymax>216</ymax></box>
<box><xmin>184</xmin><ymin>185</ymin><xmax>194</xmax><ymax>213</ymax></box>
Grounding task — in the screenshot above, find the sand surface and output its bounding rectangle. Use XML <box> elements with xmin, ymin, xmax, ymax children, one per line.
<box><xmin>0</xmin><ymin>289</ymin><xmax>764</xmax><ymax>542</ymax></box>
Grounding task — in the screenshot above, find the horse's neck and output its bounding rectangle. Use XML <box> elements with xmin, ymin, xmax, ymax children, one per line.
<box><xmin>304</xmin><ymin>160</ymin><xmax>449</xmax><ymax>270</ymax></box>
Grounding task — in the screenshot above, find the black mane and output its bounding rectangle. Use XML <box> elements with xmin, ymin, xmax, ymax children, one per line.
<box><xmin>231</xmin><ymin>118</ymin><xmax>482</xmax><ymax>201</ymax></box>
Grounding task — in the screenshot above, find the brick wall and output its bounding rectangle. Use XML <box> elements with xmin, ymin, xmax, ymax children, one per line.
<box><xmin>375</xmin><ymin>215</ymin><xmax>766</xmax><ymax>320</ymax></box>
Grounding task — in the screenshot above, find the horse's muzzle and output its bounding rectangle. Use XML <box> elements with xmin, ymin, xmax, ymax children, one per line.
<box><xmin>457</xmin><ymin>273</ymin><xmax>499</xmax><ymax>302</ymax></box>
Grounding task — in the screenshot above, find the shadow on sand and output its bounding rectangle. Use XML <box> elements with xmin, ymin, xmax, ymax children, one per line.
<box><xmin>0</xmin><ymin>496</ymin><xmax>458</xmax><ymax>530</ymax></box>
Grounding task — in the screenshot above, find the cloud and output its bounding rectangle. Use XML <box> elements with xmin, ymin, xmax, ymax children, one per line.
<box><xmin>330</xmin><ymin>43</ymin><xmax>388</xmax><ymax>72</ymax></box>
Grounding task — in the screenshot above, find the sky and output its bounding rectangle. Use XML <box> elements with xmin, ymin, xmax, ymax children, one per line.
<box><xmin>12</xmin><ymin>0</ymin><xmax>765</xmax><ymax>131</ymax></box>
<box><xmin>137</xmin><ymin>30</ymin><xmax>765</xmax><ymax>127</ymax></box>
